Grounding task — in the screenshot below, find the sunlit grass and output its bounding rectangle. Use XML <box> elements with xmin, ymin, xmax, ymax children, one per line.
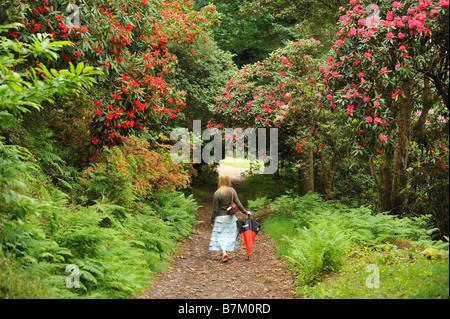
<box><xmin>219</xmin><ymin>156</ymin><xmax>251</xmax><ymax>169</ymax></box>
<box><xmin>298</xmin><ymin>248</ymin><xmax>449</xmax><ymax>299</ymax></box>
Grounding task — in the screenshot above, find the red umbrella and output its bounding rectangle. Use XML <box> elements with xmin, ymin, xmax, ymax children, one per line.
<box><xmin>239</xmin><ymin>216</ymin><xmax>261</xmax><ymax>259</ymax></box>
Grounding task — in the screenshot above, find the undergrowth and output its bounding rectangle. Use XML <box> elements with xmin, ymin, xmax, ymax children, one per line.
<box><xmin>1</xmin><ymin>134</ymin><xmax>199</xmax><ymax>299</ymax></box>
<box><xmin>0</xmin><ymin>171</ymin><xmax>198</xmax><ymax>299</ymax></box>
<box><xmin>258</xmin><ymin>193</ymin><xmax>449</xmax><ymax>298</ymax></box>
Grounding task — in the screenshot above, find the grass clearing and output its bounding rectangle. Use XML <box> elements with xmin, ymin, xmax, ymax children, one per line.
<box><xmin>219</xmin><ymin>157</ymin><xmax>251</xmax><ymax>169</ymax></box>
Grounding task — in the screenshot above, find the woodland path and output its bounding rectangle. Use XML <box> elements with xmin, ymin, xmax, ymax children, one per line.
<box><xmin>135</xmin><ymin>165</ymin><xmax>298</xmax><ymax>299</ymax></box>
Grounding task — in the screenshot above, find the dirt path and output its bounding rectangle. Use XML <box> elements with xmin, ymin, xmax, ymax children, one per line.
<box><xmin>135</xmin><ymin>165</ymin><xmax>298</xmax><ymax>299</ymax></box>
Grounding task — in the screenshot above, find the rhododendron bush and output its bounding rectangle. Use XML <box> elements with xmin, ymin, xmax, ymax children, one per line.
<box><xmin>78</xmin><ymin>135</ymin><xmax>193</xmax><ymax>206</ymax></box>
<box><xmin>209</xmin><ymin>39</ymin><xmax>325</xmax><ymax>179</ymax></box>
<box><xmin>317</xmin><ymin>0</ymin><xmax>448</xmax><ymax>216</ymax></box>
<box><xmin>209</xmin><ymin>39</ymin><xmax>351</xmax><ymax>195</ymax></box>
<box><xmin>209</xmin><ymin>39</ymin><xmax>322</xmax><ymax>129</ymax></box>
<box><xmin>3</xmin><ymin>0</ymin><xmax>220</xmax><ymax>147</ymax></box>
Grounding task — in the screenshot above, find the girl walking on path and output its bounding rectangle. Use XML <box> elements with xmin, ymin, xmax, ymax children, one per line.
<box><xmin>209</xmin><ymin>175</ymin><xmax>251</xmax><ymax>263</ymax></box>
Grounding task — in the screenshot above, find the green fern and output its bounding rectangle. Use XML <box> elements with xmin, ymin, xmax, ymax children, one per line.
<box><xmin>283</xmin><ymin>219</ymin><xmax>350</xmax><ymax>285</ymax></box>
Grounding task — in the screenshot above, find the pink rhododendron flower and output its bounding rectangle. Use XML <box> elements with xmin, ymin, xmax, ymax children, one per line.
<box><xmin>439</xmin><ymin>0</ymin><xmax>449</xmax><ymax>7</ymax></box>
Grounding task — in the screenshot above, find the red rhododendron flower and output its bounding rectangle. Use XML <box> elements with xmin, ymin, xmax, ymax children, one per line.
<box><xmin>347</xmin><ymin>104</ymin><xmax>354</xmax><ymax>114</ymax></box>
<box><xmin>379</xmin><ymin>134</ymin><xmax>388</xmax><ymax>143</ymax></box>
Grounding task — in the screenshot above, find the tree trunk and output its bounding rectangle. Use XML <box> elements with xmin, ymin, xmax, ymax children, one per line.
<box><xmin>319</xmin><ymin>151</ymin><xmax>333</xmax><ymax>197</ymax></box>
<box><xmin>391</xmin><ymin>83</ymin><xmax>413</xmax><ymax>214</ymax></box>
<box><xmin>298</xmin><ymin>148</ymin><xmax>314</xmax><ymax>195</ymax></box>
<box><xmin>379</xmin><ymin>153</ymin><xmax>394</xmax><ymax>212</ymax></box>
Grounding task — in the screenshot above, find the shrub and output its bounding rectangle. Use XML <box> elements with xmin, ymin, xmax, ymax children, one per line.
<box><xmin>247</xmin><ymin>196</ymin><xmax>272</xmax><ymax>212</ymax></box>
<box><xmin>243</xmin><ymin>173</ymin><xmax>290</xmax><ymax>200</ymax></box>
<box><xmin>78</xmin><ymin>135</ymin><xmax>194</xmax><ymax>206</ymax></box>
<box><xmin>0</xmin><ymin>250</ymin><xmax>55</xmax><ymax>299</ymax></box>
<box><xmin>1</xmin><ymin>190</ymin><xmax>199</xmax><ymax>299</ymax></box>
<box><xmin>283</xmin><ymin>219</ymin><xmax>350</xmax><ymax>285</ymax></box>
<box><xmin>151</xmin><ymin>191</ymin><xmax>199</xmax><ymax>240</ymax></box>
<box><xmin>262</xmin><ymin>193</ymin><xmax>449</xmax><ymax>290</ymax></box>
<box><xmin>3</xmin><ymin>0</ymin><xmax>222</xmax><ymax>147</ymax></box>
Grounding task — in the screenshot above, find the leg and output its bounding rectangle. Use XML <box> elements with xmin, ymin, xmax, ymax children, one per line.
<box><xmin>220</xmin><ymin>250</ymin><xmax>228</xmax><ymax>263</ymax></box>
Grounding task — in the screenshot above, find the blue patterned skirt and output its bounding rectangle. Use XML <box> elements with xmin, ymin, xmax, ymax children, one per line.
<box><xmin>209</xmin><ymin>214</ymin><xmax>238</xmax><ymax>251</ymax></box>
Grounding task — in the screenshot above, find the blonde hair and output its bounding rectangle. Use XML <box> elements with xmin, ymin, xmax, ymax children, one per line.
<box><xmin>218</xmin><ymin>175</ymin><xmax>231</xmax><ymax>196</ymax></box>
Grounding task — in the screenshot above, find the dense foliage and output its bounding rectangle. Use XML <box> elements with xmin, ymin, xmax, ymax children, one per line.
<box><xmin>0</xmin><ymin>0</ymin><xmax>448</xmax><ymax>299</ymax></box>
<box><xmin>0</xmin><ymin>0</ymin><xmax>217</xmax><ymax>298</ymax></box>
<box><xmin>2</xmin><ymin>0</ymin><xmax>232</xmax><ymax>147</ymax></box>
<box><xmin>78</xmin><ymin>135</ymin><xmax>193</xmax><ymax>206</ymax></box>
<box><xmin>211</xmin><ymin>0</ymin><xmax>449</xmax><ymax>237</ymax></box>
<box><xmin>258</xmin><ymin>193</ymin><xmax>448</xmax><ymax>298</ymax></box>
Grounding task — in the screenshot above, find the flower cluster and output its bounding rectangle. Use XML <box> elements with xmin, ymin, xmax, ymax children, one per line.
<box><xmin>79</xmin><ymin>135</ymin><xmax>193</xmax><ymax>201</ymax></box>
<box><xmin>11</xmin><ymin>0</ymin><xmax>220</xmax><ymax>147</ymax></box>
<box><xmin>317</xmin><ymin>0</ymin><xmax>448</xmax><ymax>153</ymax></box>
<box><xmin>210</xmin><ymin>39</ymin><xmax>322</xmax><ymax>131</ymax></box>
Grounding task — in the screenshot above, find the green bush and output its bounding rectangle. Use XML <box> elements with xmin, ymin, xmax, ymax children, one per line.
<box><xmin>284</xmin><ymin>219</ymin><xmax>350</xmax><ymax>285</ymax></box>
<box><xmin>247</xmin><ymin>197</ymin><xmax>272</xmax><ymax>212</ymax></box>
<box><xmin>262</xmin><ymin>193</ymin><xmax>449</xmax><ymax>291</ymax></box>
<box><xmin>0</xmin><ymin>190</ymin><xmax>199</xmax><ymax>298</ymax></box>
<box><xmin>78</xmin><ymin>136</ymin><xmax>193</xmax><ymax>207</ymax></box>
<box><xmin>243</xmin><ymin>173</ymin><xmax>290</xmax><ymax>201</ymax></box>
<box><xmin>0</xmin><ymin>250</ymin><xmax>55</xmax><ymax>299</ymax></box>
<box><xmin>151</xmin><ymin>192</ymin><xmax>199</xmax><ymax>240</ymax></box>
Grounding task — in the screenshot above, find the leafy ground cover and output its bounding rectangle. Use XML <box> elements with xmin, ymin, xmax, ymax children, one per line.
<box><xmin>0</xmin><ymin>190</ymin><xmax>198</xmax><ymax>299</ymax></box>
<box><xmin>304</xmin><ymin>249</ymin><xmax>449</xmax><ymax>299</ymax></box>
<box><xmin>251</xmin><ymin>193</ymin><xmax>449</xmax><ymax>299</ymax></box>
